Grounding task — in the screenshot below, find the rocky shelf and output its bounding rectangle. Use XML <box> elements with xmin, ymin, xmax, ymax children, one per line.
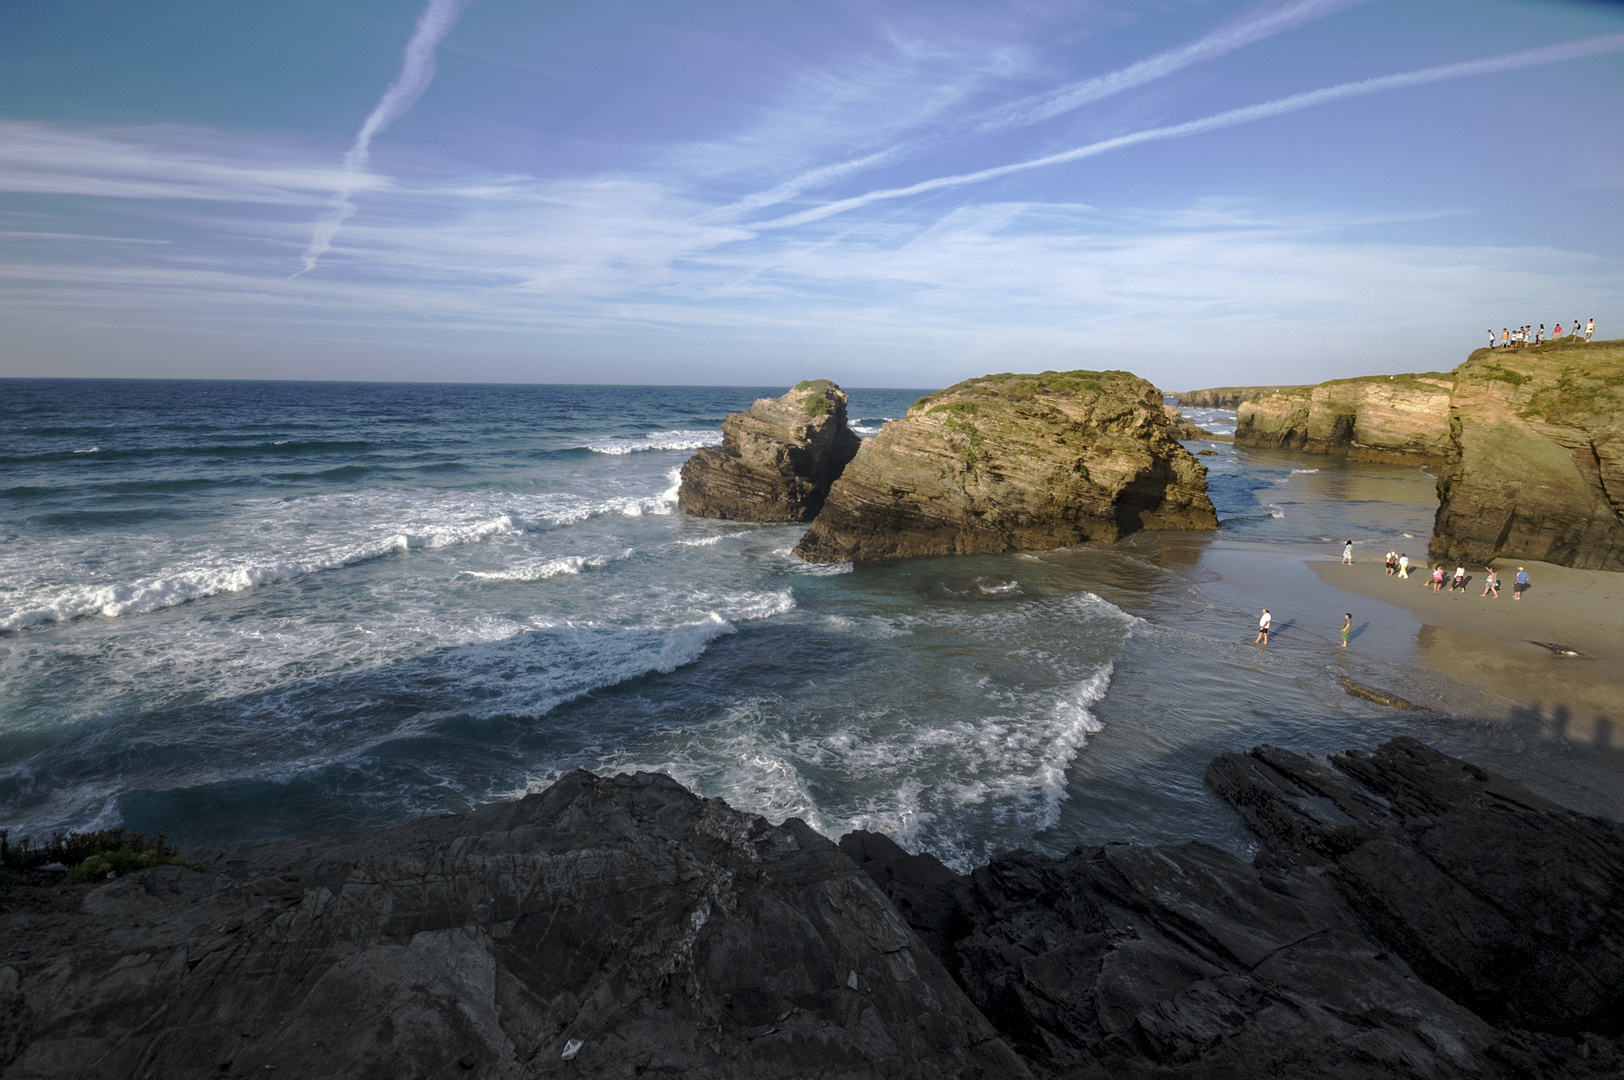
<box><xmin>1233</xmin><ymin>372</ymin><xmax>1456</xmax><ymax>464</ymax></box>
<box><xmin>3</xmin><ymin>738</ymin><xmax>1621</xmax><ymax>1079</ymax></box>
<box><xmin>1174</xmin><ymin>384</ymin><xmax>1310</xmax><ymax>410</ymax></box>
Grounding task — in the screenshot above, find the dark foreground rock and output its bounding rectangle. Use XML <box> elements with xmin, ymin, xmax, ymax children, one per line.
<box><xmin>1429</xmin><ymin>339</ymin><xmax>1624</xmax><ymax>570</ymax></box>
<box><xmin>678</xmin><ymin>380</ymin><xmax>861</xmax><ymax>522</ymax></box>
<box><xmin>0</xmin><ymin>771</ymin><xmax>1023</xmax><ymax>1080</ymax></box>
<box><xmin>4</xmin><ymin>740</ymin><xmax>1621</xmax><ymax>1079</ymax></box>
<box><xmin>794</xmin><ymin>370</ymin><xmax>1217</xmax><ymax>563</ymax></box>
<box><xmin>846</xmin><ymin>737</ymin><xmax>1624</xmax><ymax>1079</ymax></box>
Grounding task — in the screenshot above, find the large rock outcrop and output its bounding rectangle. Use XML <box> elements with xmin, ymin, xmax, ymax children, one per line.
<box><xmin>0</xmin><ymin>771</ymin><xmax>1023</xmax><ymax>1080</ymax></box>
<box><xmin>4</xmin><ymin>740</ymin><xmax>1622</xmax><ymax>1079</ymax></box>
<box><xmin>1176</xmin><ymin>384</ymin><xmax>1309</xmax><ymax>409</ymax></box>
<box><xmin>793</xmin><ymin>370</ymin><xmax>1217</xmax><ymax>563</ymax></box>
<box><xmin>1162</xmin><ymin>404</ymin><xmax>1228</xmax><ymax>441</ymax></box>
<box><xmin>1429</xmin><ymin>339</ymin><xmax>1624</xmax><ymax>570</ymax></box>
<box><xmin>1234</xmin><ymin>373</ymin><xmax>1455</xmax><ymax>464</ymax></box>
<box><xmin>678</xmin><ymin>380</ymin><xmax>860</xmax><ymax>522</ymax></box>
<box><xmin>847</xmin><ymin>737</ymin><xmax>1624</xmax><ymax>1079</ymax></box>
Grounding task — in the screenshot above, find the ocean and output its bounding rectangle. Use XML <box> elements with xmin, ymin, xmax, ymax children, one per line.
<box><xmin>1</xmin><ymin>380</ymin><xmax>1615</xmax><ymax>868</ymax></box>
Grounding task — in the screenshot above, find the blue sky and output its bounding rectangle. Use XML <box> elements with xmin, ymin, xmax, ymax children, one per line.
<box><xmin>1</xmin><ymin>0</ymin><xmax>1621</xmax><ymax>389</ymax></box>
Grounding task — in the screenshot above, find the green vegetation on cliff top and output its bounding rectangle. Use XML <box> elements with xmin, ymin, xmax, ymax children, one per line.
<box><xmin>911</xmin><ymin>369</ymin><xmax>1129</xmax><ymax>413</ymax></box>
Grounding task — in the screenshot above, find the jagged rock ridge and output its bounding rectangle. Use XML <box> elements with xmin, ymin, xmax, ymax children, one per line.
<box><xmin>794</xmin><ymin>369</ymin><xmax>1218</xmax><ymax>563</ymax></box>
<box><xmin>678</xmin><ymin>379</ymin><xmax>860</xmax><ymax>523</ymax></box>
<box><xmin>1430</xmin><ymin>338</ymin><xmax>1624</xmax><ymax>570</ymax></box>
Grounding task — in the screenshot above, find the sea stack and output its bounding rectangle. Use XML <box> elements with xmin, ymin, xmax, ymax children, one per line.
<box><xmin>1234</xmin><ymin>372</ymin><xmax>1455</xmax><ymax>464</ymax></box>
<box><xmin>793</xmin><ymin>369</ymin><xmax>1217</xmax><ymax>563</ymax></box>
<box><xmin>1430</xmin><ymin>338</ymin><xmax>1624</xmax><ymax>570</ymax></box>
<box><xmin>678</xmin><ymin>379</ymin><xmax>860</xmax><ymax>522</ymax></box>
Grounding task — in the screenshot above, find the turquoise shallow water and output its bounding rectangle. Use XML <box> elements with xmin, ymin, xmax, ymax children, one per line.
<box><xmin>2</xmin><ymin>380</ymin><xmax>1618</xmax><ymax>867</ymax></box>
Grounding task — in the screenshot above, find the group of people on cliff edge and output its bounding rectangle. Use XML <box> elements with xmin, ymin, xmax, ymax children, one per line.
<box><xmin>1488</xmin><ymin>319</ymin><xmax>1594</xmax><ymax>348</ymax></box>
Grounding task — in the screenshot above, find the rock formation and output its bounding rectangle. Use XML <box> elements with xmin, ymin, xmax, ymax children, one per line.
<box><xmin>793</xmin><ymin>370</ymin><xmax>1218</xmax><ymax>563</ymax></box>
<box><xmin>1162</xmin><ymin>404</ymin><xmax>1228</xmax><ymax>441</ymax></box>
<box><xmin>0</xmin><ymin>771</ymin><xmax>1023</xmax><ymax>1080</ymax></box>
<box><xmin>1176</xmin><ymin>384</ymin><xmax>1309</xmax><ymax>409</ymax></box>
<box><xmin>1234</xmin><ymin>373</ymin><xmax>1455</xmax><ymax>464</ymax></box>
<box><xmin>4</xmin><ymin>739</ymin><xmax>1622</xmax><ymax>1078</ymax></box>
<box><xmin>848</xmin><ymin>736</ymin><xmax>1624</xmax><ymax>1079</ymax></box>
<box><xmin>678</xmin><ymin>380</ymin><xmax>860</xmax><ymax>522</ymax></box>
<box><xmin>1429</xmin><ymin>339</ymin><xmax>1624</xmax><ymax>571</ymax></box>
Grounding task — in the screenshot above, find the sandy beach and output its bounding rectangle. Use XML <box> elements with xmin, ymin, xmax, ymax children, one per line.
<box><xmin>1308</xmin><ymin>555</ymin><xmax>1624</xmax><ymax>744</ymax></box>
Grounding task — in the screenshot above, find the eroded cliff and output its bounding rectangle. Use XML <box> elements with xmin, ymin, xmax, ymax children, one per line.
<box><xmin>678</xmin><ymin>380</ymin><xmax>860</xmax><ymax>522</ymax></box>
<box><xmin>1176</xmin><ymin>383</ymin><xmax>1309</xmax><ymax>409</ymax></box>
<box><xmin>793</xmin><ymin>369</ymin><xmax>1217</xmax><ymax>563</ymax></box>
<box><xmin>1235</xmin><ymin>372</ymin><xmax>1455</xmax><ymax>463</ymax></box>
<box><xmin>1430</xmin><ymin>339</ymin><xmax>1624</xmax><ymax>570</ymax></box>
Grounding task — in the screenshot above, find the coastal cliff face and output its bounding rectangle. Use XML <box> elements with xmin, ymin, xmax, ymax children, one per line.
<box><xmin>678</xmin><ymin>380</ymin><xmax>860</xmax><ymax>522</ymax></box>
<box><xmin>1162</xmin><ymin>403</ymin><xmax>1228</xmax><ymax>441</ymax></box>
<box><xmin>1176</xmin><ymin>384</ymin><xmax>1308</xmax><ymax>409</ymax></box>
<box><xmin>3</xmin><ymin>740</ymin><xmax>1621</xmax><ymax>1079</ymax></box>
<box><xmin>1430</xmin><ymin>340</ymin><xmax>1624</xmax><ymax>571</ymax></box>
<box><xmin>1235</xmin><ymin>373</ymin><xmax>1455</xmax><ymax>464</ymax></box>
<box><xmin>793</xmin><ymin>370</ymin><xmax>1217</xmax><ymax>563</ymax></box>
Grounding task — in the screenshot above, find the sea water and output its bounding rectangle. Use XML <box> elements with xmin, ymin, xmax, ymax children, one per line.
<box><xmin>2</xmin><ymin>380</ymin><xmax>1617</xmax><ymax>867</ymax></box>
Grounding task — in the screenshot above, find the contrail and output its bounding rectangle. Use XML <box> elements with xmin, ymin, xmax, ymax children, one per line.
<box><xmin>759</xmin><ymin>33</ymin><xmax>1624</xmax><ymax>230</ymax></box>
<box><xmin>981</xmin><ymin>0</ymin><xmax>1372</xmax><ymax>132</ymax></box>
<box><xmin>723</xmin><ymin>0</ymin><xmax>1365</xmax><ymax>219</ymax></box>
<box><xmin>297</xmin><ymin>0</ymin><xmax>470</xmax><ymax>276</ymax></box>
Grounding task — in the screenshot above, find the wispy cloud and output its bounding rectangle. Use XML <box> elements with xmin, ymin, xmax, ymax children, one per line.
<box><xmin>979</xmin><ymin>0</ymin><xmax>1372</xmax><ymax>132</ymax></box>
<box><xmin>297</xmin><ymin>0</ymin><xmax>470</xmax><ymax>275</ymax></box>
<box><xmin>759</xmin><ymin>33</ymin><xmax>1624</xmax><ymax>229</ymax></box>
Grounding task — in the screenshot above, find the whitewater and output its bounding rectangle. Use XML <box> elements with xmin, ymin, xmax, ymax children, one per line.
<box><xmin>3</xmin><ymin>379</ymin><xmax>1610</xmax><ymax>869</ymax></box>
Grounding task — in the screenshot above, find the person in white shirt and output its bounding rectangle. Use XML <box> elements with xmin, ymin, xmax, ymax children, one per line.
<box><xmin>1255</xmin><ymin>608</ymin><xmax>1271</xmax><ymax>644</ymax></box>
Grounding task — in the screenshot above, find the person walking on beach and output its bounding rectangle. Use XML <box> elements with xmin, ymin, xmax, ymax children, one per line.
<box><xmin>1431</xmin><ymin>565</ymin><xmax>1446</xmax><ymax>592</ymax></box>
<box><xmin>1342</xmin><ymin>540</ymin><xmax>1354</xmax><ymax>565</ymax></box>
<box><xmin>1451</xmin><ymin>565</ymin><xmax>1466</xmax><ymax>592</ymax></box>
<box><xmin>1397</xmin><ymin>553</ymin><xmax>1410</xmax><ymax>578</ymax></box>
<box><xmin>1514</xmin><ymin>567</ymin><xmax>1530</xmax><ymax>599</ymax></box>
<box><xmin>1340</xmin><ymin>613</ymin><xmax>1352</xmax><ymax>648</ymax></box>
<box><xmin>1255</xmin><ymin>608</ymin><xmax>1271</xmax><ymax>644</ymax></box>
<box><xmin>1385</xmin><ymin>550</ymin><xmax>1397</xmax><ymax>576</ymax></box>
<box><xmin>1482</xmin><ymin>566</ymin><xmax>1499</xmax><ymax>598</ymax></box>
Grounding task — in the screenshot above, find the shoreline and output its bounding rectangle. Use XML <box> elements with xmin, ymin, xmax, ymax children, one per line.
<box><xmin>1306</xmin><ymin>554</ymin><xmax>1624</xmax><ymax>743</ymax></box>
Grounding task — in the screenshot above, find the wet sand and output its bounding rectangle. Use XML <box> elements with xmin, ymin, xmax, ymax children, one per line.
<box><xmin>1308</xmin><ymin>556</ymin><xmax>1624</xmax><ymax>743</ymax></box>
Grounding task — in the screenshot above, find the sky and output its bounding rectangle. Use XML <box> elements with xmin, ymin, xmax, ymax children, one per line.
<box><xmin>1</xmin><ymin>0</ymin><xmax>1622</xmax><ymax>390</ymax></box>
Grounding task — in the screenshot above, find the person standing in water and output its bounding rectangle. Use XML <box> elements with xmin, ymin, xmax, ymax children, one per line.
<box><xmin>1340</xmin><ymin>613</ymin><xmax>1352</xmax><ymax>648</ymax></box>
<box><xmin>1342</xmin><ymin>540</ymin><xmax>1354</xmax><ymax>565</ymax></box>
<box><xmin>1256</xmin><ymin>608</ymin><xmax>1271</xmax><ymax>644</ymax></box>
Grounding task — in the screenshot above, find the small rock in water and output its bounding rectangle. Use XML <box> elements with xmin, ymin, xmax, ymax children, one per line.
<box><xmin>1339</xmin><ymin>676</ymin><xmax>1418</xmax><ymax>710</ymax></box>
<box><xmin>561</xmin><ymin>1038</ymin><xmax>583</xmax><ymax>1060</ymax></box>
<box><xmin>1529</xmin><ymin>641</ymin><xmax>1584</xmax><ymax>657</ymax></box>
<box><xmin>847</xmin><ymin>970</ymin><xmax>859</xmax><ymax>990</ymax></box>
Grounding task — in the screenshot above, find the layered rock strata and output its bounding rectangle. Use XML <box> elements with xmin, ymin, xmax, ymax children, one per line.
<box><xmin>678</xmin><ymin>380</ymin><xmax>860</xmax><ymax>522</ymax></box>
<box><xmin>1430</xmin><ymin>339</ymin><xmax>1624</xmax><ymax>570</ymax></box>
<box><xmin>0</xmin><ymin>771</ymin><xmax>1023</xmax><ymax>1080</ymax></box>
<box><xmin>793</xmin><ymin>370</ymin><xmax>1218</xmax><ymax>563</ymax></box>
<box><xmin>1235</xmin><ymin>373</ymin><xmax>1455</xmax><ymax>463</ymax></box>
<box><xmin>1176</xmin><ymin>384</ymin><xmax>1309</xmax><ymax>409</ymax></box>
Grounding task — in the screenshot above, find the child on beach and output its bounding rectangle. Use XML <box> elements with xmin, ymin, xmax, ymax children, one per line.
<box><xmin>1431</xmin><ymin>566</ymin><xmax>1446</xmax><ymax>592</ymax></box>
<box><xmin>1482</xmin><ymin>567</ymin><xmax>1499</xmax><ymax>598</ymax></box>
<box><xmin>1340</xmin><ymin>613</ymin><xmax>1352</xmax><ymax>648</ymax></box>
<box><xmin>1451</xmin><ymin>566</ymin><xmax>1466</xmax><ymax>592</ymax></box>
<box><xmin>1342</xmin><ymin>540</ymin><xmax>1354</xmax><ymax>565</ymax></box>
